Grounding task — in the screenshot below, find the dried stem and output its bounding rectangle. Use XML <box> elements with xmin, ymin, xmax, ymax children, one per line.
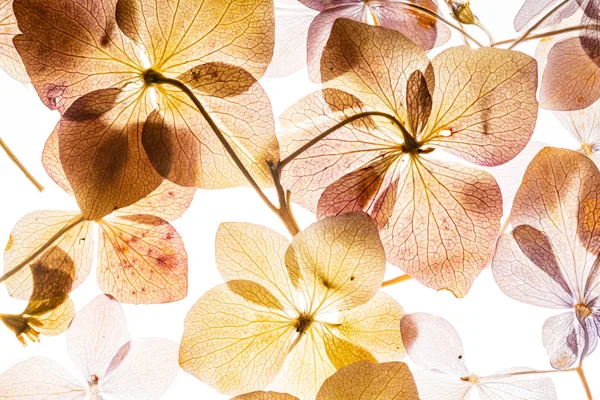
<box><xmin>508</xmin><ymin>0</ymin><xmax>570</xmax><ymax>50</ymax></box>
<box><xmin>381</xmin><ymin>274</ymin><xmax>413</xmax><ymax>287</ymax></box>
<box><xmin>383</xmin><ymin>0</ymin><xmax>485</xmax><ymax>47</ymax></box>
<box><xmin>0</xmin><ymin>137</ymin><xmax>44</xmax><ymax>192</ymax></box>
<box><xmin>157</xmin><ymin>75</ymin><xmax>301</xmax><ymax>236</ymax></box>
<box><xmin>493</xmin><ymin>25</ymin><xmax>591</xmax><ymax>47</ymax></box>
<box><xmin>0</xmin><ymin>214</ymin><xmax>85</xmax><ymax>284</ymax></box>
<box><xmin>279</xmin><ymin>111</ymin><xmax>412</xmax><ymax>170</ymax></box>
<box><xmin>577</xmin><ymin>364</ymin><xmax>593</xmax><ymax>400</ymax></box>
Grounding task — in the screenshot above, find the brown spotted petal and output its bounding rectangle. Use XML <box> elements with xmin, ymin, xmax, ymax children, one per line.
<box><xmin>143</xmin><ymin>63</ymin><xmax>279</xmax><ymax>189</ymax></box>
<box><xmin>97</xmin><ymin>214</ymin><xmax>187</xmax><ymax>304</ymax></box>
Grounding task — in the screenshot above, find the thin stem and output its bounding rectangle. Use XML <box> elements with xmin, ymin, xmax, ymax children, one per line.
<box><xmin>155</xmin><ymin>76</ymin><xmax>280</xmax><ymax>215</ymax></box>
<box><xmin>493</xmin><ymin>25</ymin><xmax>590</xmax><ymax>47</ymax></box>
<box><xmin>381</xmin><ymin>274</ymin><xmax>412</xmax><ymax>287</ymax></box>
<box><xmin>0</xmin><ymin>214</ymin><xmax>85</xmax><ymax>284</ymax></box>
<box><xmin>508</xmin><ymin>0</ymin><xmax>570</xmax><ymax>50</ymax></box>
<box><xmin>382</xmin><ymin>0</ymin><xmax>485</xmax><ymax>48</ymax></box>
<box><xmin>279</xmin><ymin>111</ymin><xmax>413</xmax><ymax>170</ymax></box>
<box><xmin>481</xmin><ymin>368</ymin><xmax>575</xmax><ymax>380</ymax></box>
<box><xmin>0</xmin><ymin>137</ymin><xmax>44</xmax><ymax>192</ymax></box>
<box><xmin>577</xmin><ymin>365</ymin><xmax>593</xmax><ymax>400</ymax></box>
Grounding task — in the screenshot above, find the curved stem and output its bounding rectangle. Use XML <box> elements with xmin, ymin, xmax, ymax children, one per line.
<box><xmin>381</xmin><ymin>274</ymin><xmax>412</xmax><ymax>287</ymax></box>
<box><xmin>493</xmin><ymin>25</ymin><xmax>590</xmax><ymax>47</ymax></box>
<box><xmin>155</xmin><ymin>75</ymin><xmax>303</xmax><ymax>235</ymax></box>
<box><xmin>0</xmin><ymin>137</ymin><xmax>44</xmax><ymax>192</ymax></box>
<box><xmin>279</xmin><ymin>111</ymin><xmax>413</xmax><ymax>170</ymax></box>
<box><xmin>577</xmin><ymin>365</ymin><xmax>593</xmax><ymax>400</ymax></box>
<box><xmin>0</xmin><ymin>214</ymin><xmax>85</xmax><ymax>284</ymax></box>
<box><xmin>380</xmin><ymin>0</ymin><xmax>485</xmax><ymax>47</ymax></box>
<box><xmin>155</xmin><ymin>76</ymin><xmax>280</xmax><ymax>215</ymax></box>
<box><xmin>508</xmin><ymin>0</ymin><xmax>570</xmax><ymax>50</ymax></box>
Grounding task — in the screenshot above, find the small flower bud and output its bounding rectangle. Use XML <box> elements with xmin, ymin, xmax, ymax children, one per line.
<box><xmin>447</xmin><ymin>0</ymin><xmax>478</xmax><ymax>25</ymax></box>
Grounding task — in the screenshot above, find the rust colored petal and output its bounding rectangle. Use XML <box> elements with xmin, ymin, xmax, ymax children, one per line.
<box><xmin>97</xmin><ymin>214</ymin><xmax>188</xmax><ymax>304</ymax></box>
<box><xmin>381</xmin><ymin>156</ymin><xmax>502</xmax><ymax>297</ymax></box>
<box><xmin>13</xmin><ymin>0</ymin><xmax>141</xmax><ymax>112</ymax></box>
<box><xmin>280</xmin><ymin>88</ymin><xmax>399</xmax><ymax>212</ymax></box>
<box><xmin>58</xmin><ymin>87</ymin><xmax>162</xmax><ymax>220</ymax></box>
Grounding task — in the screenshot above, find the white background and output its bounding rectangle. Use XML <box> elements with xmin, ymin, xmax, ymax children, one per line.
<box><xmin>0</xmin><ymin>0</ymin><xmax>598</xmax><ymax>398</ymax></box>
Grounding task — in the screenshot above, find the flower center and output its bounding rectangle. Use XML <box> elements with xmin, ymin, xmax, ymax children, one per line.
<box><xmin>575</xmin><ymin>302</ymin><xmax>593</xmax><ymax>322</ymax></box>
<box><xmin>294</xmin><ymin>313</ymin><xmax>313</xmax><ymax>334</ymax></box>
<box><xmin>581</xmin><ymin>143</ymin><xmax>594</xmax><ymax>155</ymax></box>
<box><xmin>142</xmin><ymin>69</ymin><xmax>165</xmax><ymax>86</ymax></box>
<box><xmin>460</xmin><ymin>374</ymin><xmax>479</xmax><ymax>384</ymax></box>
<box><xmin>89</xmin><ymin>375</ymin><xmax>100</xmax><ymax>395</ymax></box>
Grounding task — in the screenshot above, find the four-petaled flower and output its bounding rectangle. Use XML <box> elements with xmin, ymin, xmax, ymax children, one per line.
<box><xmin>179</xmin><ymin>213</ymin><xmax>406</xmax><ymax>400</ymax></box>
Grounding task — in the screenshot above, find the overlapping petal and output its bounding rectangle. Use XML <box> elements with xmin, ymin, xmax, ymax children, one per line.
<box><xmin>181</xmin><ymin>215</ymin><xmax>403</xmax><ymax>400</ymax></box>
<box><xmin>4</xmin><ymin>211</ymin><xmax>93</xmax><ymax>300</ymax></box>
<box><xmin>281</xmin><ymin>19</ymin><xmax>536</xmax><ymax>295</ymax></box>
<box><xmin>492</xmin><ymin>147</ymin><xmax>600</xmax><ymax>368</ymax></box>
<box><xmin>115</xmin><ymin>0</ymin><xmax>274</xmax><ymax>79</ymax></box>
<box><xmin>285</xmin><ymin>213</ymin><xmax>386</xmax><ymax>313</ymax></box>
<box><xmin>302</xmin><ymin>0</ymin><xmax>448</xmax><ymax>81</ymax></box>
<box><xmin>143</xmin><ymin>63</ymin><xmax>279</xmax><ymax>189</ymax></box>
<box><xmin>314</xmin><ymin>361</ymin><xmax>419</xmax><ymax>400</ymax></box>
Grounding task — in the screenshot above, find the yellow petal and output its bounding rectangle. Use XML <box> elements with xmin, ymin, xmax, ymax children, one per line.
<box><xmin>286</xmin><ymin>213</ymin><xmax>386</xmax><ymax>314</ymax></box>
<box><xmin>179</xmin><ymin>281</ymin><xmax>295</xmax><ymax>395</ymax></box>
<box><xmin>216</xmin><ymin>222</ymin><xmax>296</xmax><ymax>309</ymax></box>
<box><xmin>336</xmin><ymin>291</ymin><xmax>406</xmax><ymax>361</ymax></box>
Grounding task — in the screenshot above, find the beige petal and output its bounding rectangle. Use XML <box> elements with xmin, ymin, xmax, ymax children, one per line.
<box><xmin>4</xmin><ymin>211</ymin><xmax>93</xmax><ymax>300</ymax></box>
<box><xmin>315</xmin><ymin>361</ymin><xmax>419</xmax><ymax>400</ymax></box>
<box><xmin>286</xmin><ymin>213</ymin><xmax>386</xmax><ymax>314</ymax></box>
<box><xmin>424</xmin><ymin>46</ymin><xmax>538</xmax><ymax>166</ymax></box>
<box><xmin>216</xmin><ymin>222</ymin><xmax>296</xmax><ymax>309</ymax></box>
